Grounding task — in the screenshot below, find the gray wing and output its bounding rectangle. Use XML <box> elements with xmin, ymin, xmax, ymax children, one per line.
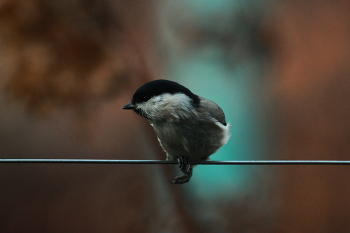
<box><xmin>197</xmin><ymin>97</ymin><xmax>227</xmax><ymax>126</ymax></box>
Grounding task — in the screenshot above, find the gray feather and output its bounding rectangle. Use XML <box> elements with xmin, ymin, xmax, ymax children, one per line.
<box><xmin>197</xmin><ymin>97</ymin><xmax>227</xmax><ymax>126</ymax></box>
<box><xmin>148</xmin><ymin>95</ymin><xmax>230</xmax><ymax>162</ymax></box>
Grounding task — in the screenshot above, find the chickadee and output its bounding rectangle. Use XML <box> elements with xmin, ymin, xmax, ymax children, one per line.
<box><xmin>123</xmin><ymin>79</ymin><xmax>230</xmax><ymax>184</ymax></box>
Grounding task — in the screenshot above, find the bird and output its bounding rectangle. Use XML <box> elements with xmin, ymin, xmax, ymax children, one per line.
<box><xmin>122</xmin><ymin>79</ymin><xmax>230</xmax><ymax>184</ymax></box>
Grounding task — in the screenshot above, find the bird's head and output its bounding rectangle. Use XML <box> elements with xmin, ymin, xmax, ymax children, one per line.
<box><xmin>122</xmin><ymin>79</ymin><xmax>200</xmax><ymax>121</ymax></box>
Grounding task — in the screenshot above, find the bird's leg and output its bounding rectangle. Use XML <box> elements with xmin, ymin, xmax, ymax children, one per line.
<box><xmin>178</xmin><ymin>156</ymin><xmax>190</xmax><ymax>172</ymax></box>
<box><xmin>170</xmin><ymin>156</ymin><xmax>193</xmax><ymax>184</ymax></box>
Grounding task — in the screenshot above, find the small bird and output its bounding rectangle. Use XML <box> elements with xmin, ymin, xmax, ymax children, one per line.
<box><xmin>122</xmin><ymin>79</ymin><xmax>230</xmax><ymax>184</ymax></box>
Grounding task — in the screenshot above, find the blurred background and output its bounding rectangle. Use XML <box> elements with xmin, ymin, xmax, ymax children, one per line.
<box><xmin>0</xmin><ymin>0</ymin><xmax>350</xmax><ymax>232</ymax></box>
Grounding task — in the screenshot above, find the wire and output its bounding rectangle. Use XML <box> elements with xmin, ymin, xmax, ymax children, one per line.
<box><xmin>1</xmin><ymin>159</ymin><xmax>350</xmax><ymax>165</ymax></box>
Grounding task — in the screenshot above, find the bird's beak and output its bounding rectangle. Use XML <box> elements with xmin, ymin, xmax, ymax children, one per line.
<box><xmin>122</xmin><ymin>102</ymin><xmax>135</xmax><ymax>110</ymax></box>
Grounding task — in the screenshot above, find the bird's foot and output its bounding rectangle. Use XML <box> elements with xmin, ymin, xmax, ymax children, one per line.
<box><xmin>169</xmin><ymin>157</ymin><xmax>193</xmax><ymax>184</ymax></box>
<box><xmin>177</xmin><ymin>156</ymin><xmax>191</xmax><ymax>173</ymax></box>
<box><xmin>169</xmin><ymin>174</ymin><xmax>192</xmax><ymax>184</ymax></box>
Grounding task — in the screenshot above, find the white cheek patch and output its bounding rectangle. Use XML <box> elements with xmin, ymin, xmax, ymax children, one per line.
<box><xmin>135</xmin><ymin>95</ymin><xmax>164</xmax><ymax>119</ymax></box>
<box><xmin>136</xmin><ymin>93</ymin><xmax>195</xmax><ymax>120</ymax></box>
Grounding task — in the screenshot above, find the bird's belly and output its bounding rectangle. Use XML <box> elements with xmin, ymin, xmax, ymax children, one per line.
<box><xmin>153</xmin><ymin>122</ymin><xmax>225</xmax><ymax>161</ymax></box>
